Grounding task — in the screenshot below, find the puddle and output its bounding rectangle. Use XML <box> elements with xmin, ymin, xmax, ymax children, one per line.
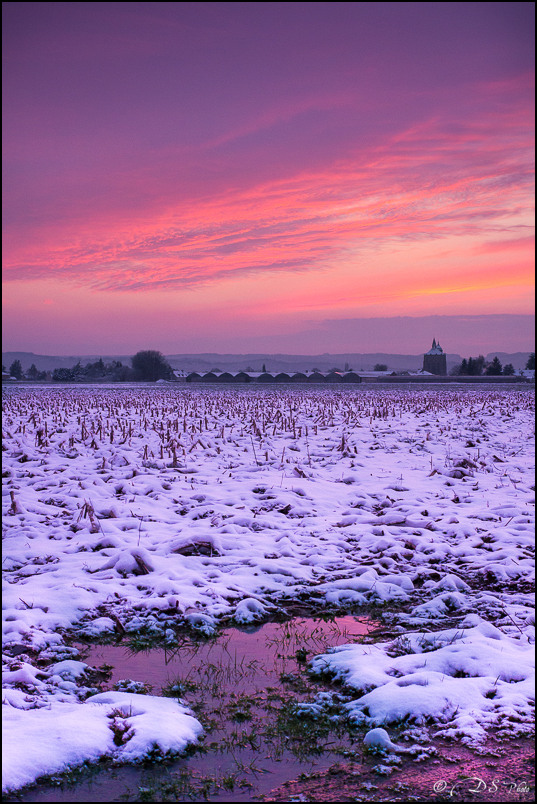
<box><xmin>78</xmin><ymin>615</ymin><xmax>373</xmax><ymax>695</ymax></box>
<box><xmin>12</xmin><ymin>616</ymin><xmax>376</xmax><ymax>802</ymax></box>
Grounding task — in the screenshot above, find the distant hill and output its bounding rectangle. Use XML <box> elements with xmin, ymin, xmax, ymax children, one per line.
<box><xmin>484</xmin><ymin>352</ymin><xmax>532</xmax><ymax>367</ymax></box>
<box><xmin>3</xmin><ymin>350</ymin><xmax>532</xmax><ymax>374</ymax></box>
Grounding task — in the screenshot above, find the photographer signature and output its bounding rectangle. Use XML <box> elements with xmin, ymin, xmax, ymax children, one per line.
<box><xmin>433</xmin><ymin>777</ymin><xmax>531</xmax><ymax>796</ymax></box>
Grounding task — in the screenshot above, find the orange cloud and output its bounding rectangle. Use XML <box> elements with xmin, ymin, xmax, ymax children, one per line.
<box><xmin>3</xmin><ymin>76</ymin><xmax>534</xmax><ymax>330</ymax></box>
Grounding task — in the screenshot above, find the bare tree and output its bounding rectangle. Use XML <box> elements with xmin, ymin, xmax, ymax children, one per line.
<box><xmin>131</xmin><ymin>350</ymin><xmax>172</xmax><ymax>381</ymax></box>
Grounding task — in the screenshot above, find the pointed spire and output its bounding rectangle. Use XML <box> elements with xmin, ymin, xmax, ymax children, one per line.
<box><xmin>432</xmin><ymin>337</ymin><xmax>436</xmax><ymax>349</ymax></box>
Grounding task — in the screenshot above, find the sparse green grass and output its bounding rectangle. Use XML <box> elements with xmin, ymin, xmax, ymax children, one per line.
<box><xmin>15</xmin><ymin>613</ymin><xmax>388</xmax><ymax>801</ymax></box>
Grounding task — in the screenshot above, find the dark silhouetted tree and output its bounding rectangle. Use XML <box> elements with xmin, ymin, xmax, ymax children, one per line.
<box><xmin>131</xmin><ymin>350</ymin><xmax>172</xmax><ymax>381</ymax></box>
<box><xmin>84</xmin><ymin>358</ymin><xmax>107</xmax><ymax>378</ymax></box>
<box><xmin>116</xmin><ymin>364</ymin><xmax>134</xmax><ymax>381</ymax></box>
<box><xmin>52</xmin><ymin>367</ymin><xmax>74</xmax><ymax>382</ymax></box>
<box><xmin>374</xmin><ymin>363</ymin><xmax>388</xmax><ymax>371</ymax></box>
<box><xmin>502</xmin><ymin>363</ymin><xmax>515</xmax><ymax>376</ymax></box>
<box><xmin>9</xmin><ymin>360</ymin><xmax>23</xmax><ymax>379</ymax></box>
<box><xmin>526</xmin><ymin>353</ymin><xmax>535</xmax><ymax>370</ymax></box>
<box><xmin>452</xmin><ymin>355</ymin><xmax>485</xmax><ymax>376</ymax></box>
<box><xmin>475</xmin><ymin>355</ymin><xmax>485</xmax><ymax>375</ymax></box>
<box><xmin>485</xmin><ymin>356</ymin><xmax>503</xmax><ymax>375</ymax></box>
<box><xmin>26</xmin><ymin>363</ymin><xmax>39</xmax><ymax>380</ymax></box>
<box><xmin>71</xmin><ymin>361</ymin><xmax>84</xmax><ymax>381</ymax></box>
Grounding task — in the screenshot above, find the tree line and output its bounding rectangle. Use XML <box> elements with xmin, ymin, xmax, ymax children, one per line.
<box><xmin>450</xmin><ymin>353</ymin><xmax>534</xmax><ymax>376</ymax></box>
<box><xmin>5</xmin><ymin>351</ymin><xmax>535</xmax><ymax>382</ymax></box>
<box><xmin>6</xmin><ymin>351</ymin><xmax>173</xmax><ymax>382</ymax></box>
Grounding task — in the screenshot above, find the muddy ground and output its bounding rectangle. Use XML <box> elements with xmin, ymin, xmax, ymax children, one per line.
<box><xmin>262</xmin><ymin>736</ymin><xmax>535</xmax><ymax>802</ymax></box>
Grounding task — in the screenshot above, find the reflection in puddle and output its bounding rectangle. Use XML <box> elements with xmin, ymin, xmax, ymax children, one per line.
<box><xmin>83</xmin><ymin>615</ymin><xmax>373</xmax><ymax>695</ymax></box>
<box><xmin>13</xmin><ymin>616</ymin><xmax>375</xmax><ymax>802</ymax></box>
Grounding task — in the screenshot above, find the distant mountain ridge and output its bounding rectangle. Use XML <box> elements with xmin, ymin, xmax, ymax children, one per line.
<box><xmin>2</xmin><ymin>350</ymin><xmax>533</xmax><ymax>374</ymax></box>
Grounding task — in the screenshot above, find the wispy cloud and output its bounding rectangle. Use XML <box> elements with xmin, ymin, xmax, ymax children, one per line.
<box><xmin>4</xmin><ymin>77</ymin><xmax>533</xmax><ymax>307</ymax></box>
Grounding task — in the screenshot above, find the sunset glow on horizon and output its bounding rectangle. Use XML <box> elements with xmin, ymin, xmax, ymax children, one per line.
<box><xmin>3</xmin><ymin>2</ymin><xmax>534</xmax><ymax>356</ymax></box>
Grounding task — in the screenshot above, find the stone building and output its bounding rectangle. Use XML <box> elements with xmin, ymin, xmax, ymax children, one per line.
<box><xmin>423</xmin><ymin>338</ymin><xmax>447</xmax><ymax>375</ymax></box>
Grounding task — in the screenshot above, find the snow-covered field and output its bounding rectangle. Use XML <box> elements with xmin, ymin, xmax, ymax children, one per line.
<box><xmin>2</xmin><ymin>385</ymin><xmax>534</xmax><ymax>792</ymax></box>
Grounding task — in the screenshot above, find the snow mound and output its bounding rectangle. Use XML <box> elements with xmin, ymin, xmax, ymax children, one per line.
<box><xmin>310</xmin><ymin>619</ymin><xmax>534</xmax><ymax>745</ymax></box>
<box><xmin>2</xmin><ymin>692</ymin><xmax>202</xmax><ymax>793</ymax></box>
<box><xmin>363</xmin><ymin>727</ymin><xmax>401</xmax><ymax>753</ymax></box>
<box><xmin>234</xmin><ymin>597</ymin><xmax>268</xmax><ymax>623</ymax></box>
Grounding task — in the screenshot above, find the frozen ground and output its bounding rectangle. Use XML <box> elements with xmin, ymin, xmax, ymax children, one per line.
<box><xmin>2</xmin><ymin>385</ymin><xmax>534</xmax><ymax>792</ymax></box>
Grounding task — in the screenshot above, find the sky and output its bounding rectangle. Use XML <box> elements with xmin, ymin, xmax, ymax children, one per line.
<box><xmin>2</xmin><ymin>2</ymin><xmax>535</xmax><ymax>356</ymax></box>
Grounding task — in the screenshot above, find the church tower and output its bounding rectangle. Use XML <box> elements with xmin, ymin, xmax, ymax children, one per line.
<box><xmin>423</xmin><ymin>338</ymin><xmax>447</xmax><ymax>375</ymax></box>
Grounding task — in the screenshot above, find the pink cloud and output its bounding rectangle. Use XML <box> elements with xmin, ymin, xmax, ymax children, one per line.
<box><xmin>4</xmin><ymin>93</ymin><xmax>533</xmax><ymax>301</ymax></box>
<box><xmin>3</xmin><ymin>2</ymin><xmax>534</xmax><ymax>358</ymax></box>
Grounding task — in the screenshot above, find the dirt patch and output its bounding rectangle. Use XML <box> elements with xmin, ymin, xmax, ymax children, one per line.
<box><xmin>262</xmin><ymin>737</ymin><xmax>535</xmax><ymax>802</ymax></box>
